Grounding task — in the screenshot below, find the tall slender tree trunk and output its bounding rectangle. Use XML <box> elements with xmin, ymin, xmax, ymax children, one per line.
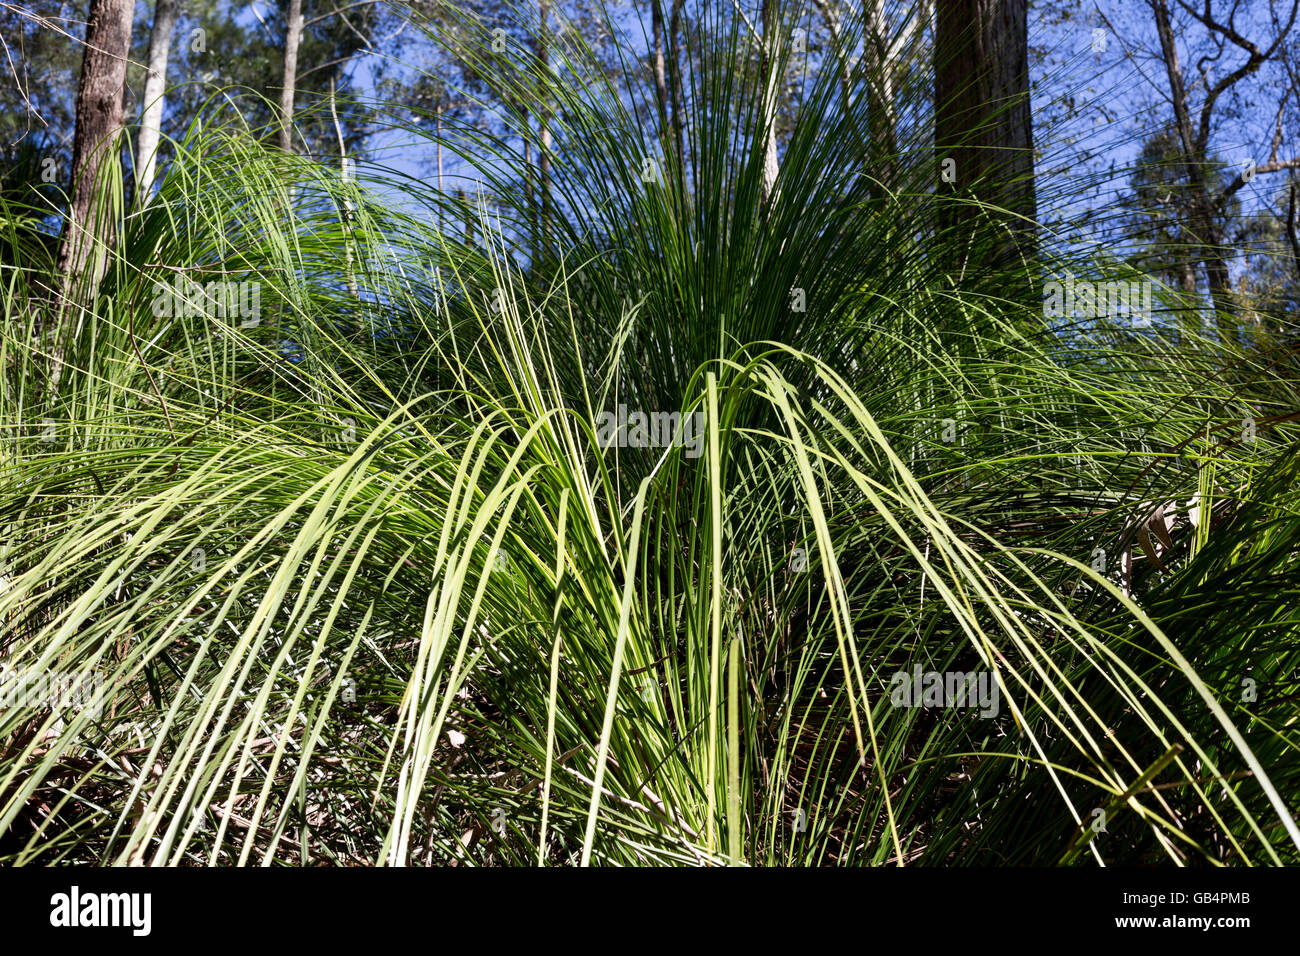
<box><xmin>329</xmin><ymin>76</ymin><xmax>359</xmax><ymax>304</ymax></box>
<box><xmin>669</xmin><ymin>0</ymin><xmax>686</xmax><ymax>169</ymax></box>
<box><xmin>811</xmin><ymin>0</ymin><xmax>873</xmax><ymax>191</ymax></box>
<box><xmin>50</xmin><ymin>0</ymin><xmax>134</xmax><ymax>399</ymax></box>
<box><xmin>758</xmin><ymin>0</ymin><xmax>780</xmax><ymax>205</ymax></box>
<box><xmin>652</xmin><ymin>0</ymin><xmax>670</xmax><ymax>151</ymax></box>
<box><xmin>935</xmin><ymin>0</ymin><xmax>1036</xmax><ymax>272</ymax></box>
<box><xmin>810</xmin><ymin>0</ymin><xmax>852</xmax><ymax>119</ymax></box>
<box><xmin>436</xmin><ymin>101</ymin><xmax>445</xmax><ymax>234</ymax></box>
<box><xmin>521</xmin><ymin>101</ymin><xmax>534</xmax><ymax>253</ymax></box>
<box><xmin>458</xmin><ymin>188</ymin><xmax>473</xmax><ymax>245</ymax></box>
<box><xmin>1151</xmin><ymin>0</ymin><xmax>1236</xmax><ymax>341</ymax></box>
<box><xmin>862</xmin><ymin>0</ymin><xmax>897</xmax><ymax>188</ymax></box>
<box><xmin>135</xmin><ymin>0</ymin><xmax>178</xmax><ymax>201</ymax></box>
<box><xmin>1287</xmin><ymin>183</ymin><xmax>1300</xmax><ymax>284</ymax></box>
<box><xmin>278</xmin><ymin>0</ymin><xmax>304</xmax><ymax>152</ymax></box>
<box><xmin>537</xmin><ymin>0</ymin><xmax>554</xmax><ymax>259</ymax></box>
<box><xmin>59</xmin><ymin>0</ymin><xmax>134</xmax><ymax>285</ymax></box>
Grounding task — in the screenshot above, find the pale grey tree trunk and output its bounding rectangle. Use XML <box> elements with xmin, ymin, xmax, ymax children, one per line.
<box><xmin>329</xmin><ymin>76</ymin><xmax>359</xmax><ymax>303</ymax></box>
<box><xmin>652</xmin><ymin>0</ymin><xmax>669</xmax><ymax>151</ymax></box>
<box><xmin>813</xmin><ymin>0</ymin><xmax>905</xmax><ymax>190</ymax></box>
<box><xmin>538</xmin><ymin>0</ymin><xmax>553</xmax><ymax>256</ymax></box>
<box><xmin>278</xmin><ymin>0</ymin><xmax>304</xmax><ymax>152</ymax></box>
<box><xmin>759</xmin><ymin>0</ymin><xmax>780</xmax><ymax>205</ymax></box>
<box><xmin>436</xmin><ymin>102</ymin><xmax>445</xmax><ymax>233</ymax></box>
<box><xmin>862</xmin><ymin>0</ymin><xmax>897</xmax><ymax>187</ymax></box>
<box><xmin>135</xmin><ymin>0</ymin><xmax>179</xmax><ymax>201</ymax></box>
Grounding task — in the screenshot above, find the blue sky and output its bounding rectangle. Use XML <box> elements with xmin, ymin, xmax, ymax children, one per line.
<box><xmin>200</xmin><ymin>0</ymin><xmax>1295</xmax><ymax>277</ymax></box>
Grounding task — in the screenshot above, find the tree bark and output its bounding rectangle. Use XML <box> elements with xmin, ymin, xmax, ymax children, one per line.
<box><xmin>538</xmin><ymin>0</ymin><xmax>553</xmax><ymax>258</ymax></box>
<box><xmin>935</xmin><ymin>0</ymin><xmax>1036</xmax><ymax>271</ymax></box>
<box><xmin>669</xmin><ymin>0</ymin><xmax>686</xmax><ymax>168</ymax></box>
<box><xmin>49</xmin><ymin>0</ymin><xmax>134</xmax><ymax>400</ymax></box>
<box><xmin>809</xmin><ymin>0</ymin><xmax>855</xmax><ymax>142</ymax></box>
<box><xmin>811</xmin><ymin>0</ymin><xmax>898</xmax><ymax>190</ymax></box>
<box><xmin>436</xmin><ymin>101</ymin><xmax>445</xmax><ymax>233</ymax></box>
<box><xmin>1288</xmin><ymin>183</ymin><xmax>1300</xmax><ymax>284</ymax></box>
<box><xmin>278</xmin><ymin>0</ymin><xmax>304</xmax><ymax>152</ymax></box>
<box><xmin>329</xmin><ymin>76</ymin><xmax>359</xmax><ymax>303</ymax></box>
<box><xmin>758</xmin><ymin>0</ymin><xmax>780</xmax><ymax>205</ymax></box>
<box><xmin>861</xmin><ymin>0</ymin><xmax>897</xmax><ymax>188</ymax></box>
<box><xmin>652</xmin><ymin>0</ymin><xmax>670</xmax><ymax>150</ymax></box>
<box><xmin>1151</xmin><ymin>0</ymin><xmax>1234</xmax><ymax>340</ymax></box>
<box><xmin>135</xmin><ymin>0</ymin><xmax>178</xmax><ymax>201</ymax></box>
<box><xmin>58</xmin><ymin>0</ymin><xmax>134</xmax><ymax>285</ymax></box>
<box><xmin>458</xmin><ymin>188</ymin><xmax>473</xmax><ymax>245</ymax></box>
<box><xmin>521</xmin><ymin>101</ymin><xmax>534</xmax><ymax>252</ymax></box>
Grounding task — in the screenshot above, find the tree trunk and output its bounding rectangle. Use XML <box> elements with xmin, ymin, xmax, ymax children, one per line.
<box><xmin>459</xmin><ymin>188</ymin><xmax>473</xmax><ymax>245</ymax></box>
<box><xmin>436</xmin><ymin>101</ymin><xmax>445</xmax><ymax>233</ymax></box>
<box><xmin>861</xmin><ymin>0</ymin><xmax>897</xmax><ymax>188</ymax></box>
<box><xmin>329</xmin><ymin>76</ymin><xmax>359</xmax><ymax>303</ymax></box>
<box><xmin>935</xmin><ymin>0</ymin><xmax>1036</xmax><ymax>271</ymax></box>
<box><xmin>278</xmin><ymin>0</ymin><xmax>304</xmax><ymax>152</ymax></box>
<box><xmin>652</xmin><ymin>0</ymin><xmax>670</xmax><ymax>150</ymax></box>
<box><xmin>58</xmin><ymin>0</ymin><xmax>134</xmax><ymax>285</ymax></box>
<box><xmin>49</xmin><ymin>0</ymin><xmax>134</xmax><ymax>401</ymax></box>
<box><xmin>521</xmin><ymin>102</ymin><xmax>534</xmax><ymax>252</ymax></box>
<box><xmin>669</xmin><ymin>0</ymin><xmax>686</xmax><ymax>168</ymax></box>
<box><xmin>1287</xmin><ymin>183</ymin><xmax>1300</xmax><ymax>284</ymax></box>
<box><xmin>135</xmin><ymin>0</ymin><xmax>178</xmax><ymax>201</ymax></box>
<box><xmin>811</xmin><ymin>0</ymin><xmax>897</xmax><ymax>191</ymax></box>
<box><xmin>538</xmin><ymin>0</ymin><xmax>553</xmax><ymax>259</ymax></box>
<box><xmin>758</xmin><ymin>0</ymin><xmax>780</xmax><ymax>205</ymax></box>
<box><xmin>809</xmin><ymin>0</ymin><xmax>856</xmax><ymax>144</ymax></box>
<box><xmin>1151</xmin><ymin>0</ymin><xmax>1236</xmax><ymax>341</ymax></box>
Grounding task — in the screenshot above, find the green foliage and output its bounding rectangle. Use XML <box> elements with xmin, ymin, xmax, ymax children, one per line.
<box><xmin>1</xmin><ymin>1</ymin><xmax>1298</xmax><ymax>866</ymax></box>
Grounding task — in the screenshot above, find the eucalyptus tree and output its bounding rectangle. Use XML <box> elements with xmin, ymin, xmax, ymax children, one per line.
<box><xmin>48</xmin><ymin>0</ymin><xmax>134</xmax><ymax>400</ymax></box>
<box><xmin>934</xmin><ymin>0</ymin><xmax>1036</xmax><ymax>276</ymax></box>
<box><xmin>1142</xmin><ymin>0</ymin><xmax>1298</xmax><ymax>341</ymax></box>
<box><xmin>135</xmin><ymin>0</ymin><xmax>180</xmax><ymax>199</ymax></box>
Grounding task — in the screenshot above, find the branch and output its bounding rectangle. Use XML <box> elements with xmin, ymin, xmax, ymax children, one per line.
<box><xmin>1176</xmin><ymin>0</ymin><xmax>1300</xmax><ymax>152</ymax></box>
<box><xmin>887</xmin><ymin>0</ymin><xmax>923</xmax><ymax>62</ymax></box>
<box><xmin>305</xmin><ymin>0</ymin><xmax>388</xmax><ymax>28</ymax></box>
<box><xmin>1268</xmin><ymin>93</ymin><xmax>1287</xmax><ymax>165</ymax></box>
<box><xmin>1150</xmin><ymin>0</ymin><xmax>1198</xmax><ymax>160</ymax></box>
<box><xmin>1097</xmin><ymin>5</ymin><xmax>1170</xmax><ymax>111</ymax></box>
<box><xmin>0</xmin><ymin>31</ymin><xmax>43</xmax><ymax>145</ymax></box>
<box><xmin>809</xmin><ymin>0</ymin><xmax>847</xmax><ymax>81</ymax></box>
<box><xmin>1177</xmin><ymin>0</ymin><xmax>1272</xmax><ymax>58</ymax></box>
<box><xmin>727</xmin><ymin>0</ymin><xmax>763</xmax><ymax>45</ymax></box>
<box><xmin>1220</xmin><ymin>158</ymin><xmax>1300</xmax><ymax>205</ymax></box>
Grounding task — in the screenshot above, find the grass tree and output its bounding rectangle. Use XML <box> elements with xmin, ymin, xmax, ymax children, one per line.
<box><xmin>1</xmin><ymin>0</ymin><xmax>1298</xmax><ymax>867</ymax></box>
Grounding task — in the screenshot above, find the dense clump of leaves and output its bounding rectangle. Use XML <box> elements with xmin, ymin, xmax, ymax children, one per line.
<box><xmin>1</xmin><ymin>1</ymin><xmax>1298</xmax><ymax>866</ymax></box>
